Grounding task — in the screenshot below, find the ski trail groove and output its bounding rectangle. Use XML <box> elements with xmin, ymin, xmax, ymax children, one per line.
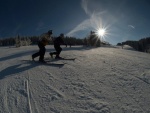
<box><xmin>27</xmin><ymin>70</ymin><xmax>40</xmax><ymax>113</ymax></box>
<box><xmin>25</xmin><ymin>80</ymin><xmax>32</xmax><ymax>113</ymax></box>
<box><xmin>134</xmin><ymin>76</ymin><xmax>150</xmax><ymax>85</ymax></box>
<box><xmin>3</xmin><ymin>81</ymin><xmax>10</xmax><ymax>113</ymax></box>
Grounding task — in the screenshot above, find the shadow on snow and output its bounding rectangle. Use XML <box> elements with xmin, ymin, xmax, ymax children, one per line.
<box><xmin>0</xmin><ymin>46</ymin><xmax>90</xmax><ymax>62</ymax></box>
<box><xmin>0</xmin><ymin>60</ymin><xmax>64</xmax><ymax>80</ymax></box>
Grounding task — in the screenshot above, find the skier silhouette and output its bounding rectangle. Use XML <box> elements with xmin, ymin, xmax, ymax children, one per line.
<box><xmin>32</xmin><ymin>30</ymin><xmax>53</xmax><ymax>63</ymax></box>
<box><xmin>50</xmin><ymin>33</ymin><xmax>67</xmax><ymax>59</ymax></box>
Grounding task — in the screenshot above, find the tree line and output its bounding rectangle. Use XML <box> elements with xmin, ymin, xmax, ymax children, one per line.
<box><xmin>83</xmin><ymin>31</ymin><xmax>110</xmax><ymax>47</ymax></box>
<box><xmin>117</xmin><ymin>37</ymin><xmax>150</xmax><ymax>53</ymax></box>
<box><xmin>0</xmin><ymin>35</ymin><xmax>84</xmax><ymax>47</ymax></box>
<box><xmin>0</xmin><ymin>31</ymin><xmax>110</xmax><ymax>47</ymax></box>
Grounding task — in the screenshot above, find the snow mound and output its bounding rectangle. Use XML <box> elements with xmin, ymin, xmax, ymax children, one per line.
<box><xmin>123</xmin><ymin>45</ymin><xmax>135</xmax><ymax>50</ymax></box>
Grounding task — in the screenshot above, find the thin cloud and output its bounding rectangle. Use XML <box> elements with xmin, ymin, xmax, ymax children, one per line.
<box><xmin>81</xmin><ymin>0</ymin><xmax>91</xmax><ymax>16</ymax></box>
<box><xmin>67</xmin><ymin>19</ymin><xmax>91</xmax><ymax>36</ymax></box>
<box><xmin>66</xmin><ymin>0</ymin><xmax>107</xmax><ymax>37</ymax></box>
<box><xmin>128</xmin><ymin>25</ymin><xmax>135</xmax><ymax>29</ymax></box>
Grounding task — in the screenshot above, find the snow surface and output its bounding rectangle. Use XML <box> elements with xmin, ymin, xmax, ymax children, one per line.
<box><xmin>0</xmin><ymin>45</ymin><xmax>150</xmax><ymax>113</ymax></box>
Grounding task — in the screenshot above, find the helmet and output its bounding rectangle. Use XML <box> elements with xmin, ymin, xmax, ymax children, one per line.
<box><xmin>48</xmin><ymin>30</ymin><xmax>52</xmax><ymax>34</ymax></box>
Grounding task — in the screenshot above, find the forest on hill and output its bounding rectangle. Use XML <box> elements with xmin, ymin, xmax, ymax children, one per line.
<box><xmin>117</xmin><ymin>37</ymin><xmax>150</xmax><ymax>53</ymax></box>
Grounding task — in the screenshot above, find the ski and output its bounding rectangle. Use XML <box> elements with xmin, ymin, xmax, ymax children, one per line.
<box><xmin>21</xmin><ymin>60</ymin><xmax>65</xmax><ymax>66</ymax></box>
<box><xmin>45</xmin><ymin>57</ymin><xmax>76</xmax><ymax>62</ymax></box>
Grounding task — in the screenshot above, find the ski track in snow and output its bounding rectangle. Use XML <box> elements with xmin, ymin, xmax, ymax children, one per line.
<box><xmin>0</xmin><ymin>45</ymin><xmax>150</xmax><ymax>113</ymax></box>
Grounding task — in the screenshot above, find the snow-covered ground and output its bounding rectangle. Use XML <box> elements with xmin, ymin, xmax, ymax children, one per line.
<box><xmin>0</xmin><ymin>45</ymin><xmax>150</xmax><ymax>113</ymax></box>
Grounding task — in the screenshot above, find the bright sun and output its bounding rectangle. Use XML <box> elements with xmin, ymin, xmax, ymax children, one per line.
<box><xmin>96</xmin><ymin>28</ymin><xmax>106</xmax><ymax>37</ymax></box>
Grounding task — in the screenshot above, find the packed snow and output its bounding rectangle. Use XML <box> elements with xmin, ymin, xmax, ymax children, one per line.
<box><xmin>0</xmin><ymin>45</ymin><xmax>150</xmax><ymax>113</ymax></box>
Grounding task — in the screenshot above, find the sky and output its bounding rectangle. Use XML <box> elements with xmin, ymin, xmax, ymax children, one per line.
<box><xmin>0</xmin><ymin>0</ymin><xmax>150</xmax><ymax>45</ymax></box>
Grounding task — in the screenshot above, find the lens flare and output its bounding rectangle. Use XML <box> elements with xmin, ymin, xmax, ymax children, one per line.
<box><xmin>95</xmin><ymin>27</ymin><xmax>107</xmax><ymax>39</ymax></box>
<box><xmin>97</xmin><ymin>28</ymin><xmax>106</xmax><ymax>37</ymax></box>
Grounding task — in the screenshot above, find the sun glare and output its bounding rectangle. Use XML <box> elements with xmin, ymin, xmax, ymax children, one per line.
<box><xmin>97</xmin><ymin>28</ymin><xmax>106</xmax><ymax>37</ymax></box>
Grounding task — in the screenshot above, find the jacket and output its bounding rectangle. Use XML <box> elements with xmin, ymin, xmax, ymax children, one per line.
<box><xmin>39</xmin><ymin>33</ymin><xmax>52</xmax><ymax>46</ymax></box>
<box><xmin>54</xmin><ymin>36</ymin><xmax>64</xmax><ymax>45</ymax></box>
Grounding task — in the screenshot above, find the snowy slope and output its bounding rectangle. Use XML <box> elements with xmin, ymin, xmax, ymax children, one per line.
<box><xmin>0</xmin><ymin>45</ymin><xmax>150</xmax><ymax>113</ymax></box>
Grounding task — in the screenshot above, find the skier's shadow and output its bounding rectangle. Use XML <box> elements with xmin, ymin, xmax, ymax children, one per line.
<box><xmin>0</xmin><ymin>62</ymin><xmax>36</xmax><ymax>79</ymax></box>
<box><xmin>0</xmin><ymin>61</ymin><xmax>63</xmax><ymax>80</ymax></box>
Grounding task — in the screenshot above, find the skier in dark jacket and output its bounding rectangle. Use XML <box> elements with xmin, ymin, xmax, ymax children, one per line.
<box><xmin>50</xmin><ymin>33</ymin><xmax>67</xmax><ymax>59</ymax></box>
<box><xmin>32</xmin><ymin>30</ymin><xmax>53</xmax><ymax>63</ymax></box>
